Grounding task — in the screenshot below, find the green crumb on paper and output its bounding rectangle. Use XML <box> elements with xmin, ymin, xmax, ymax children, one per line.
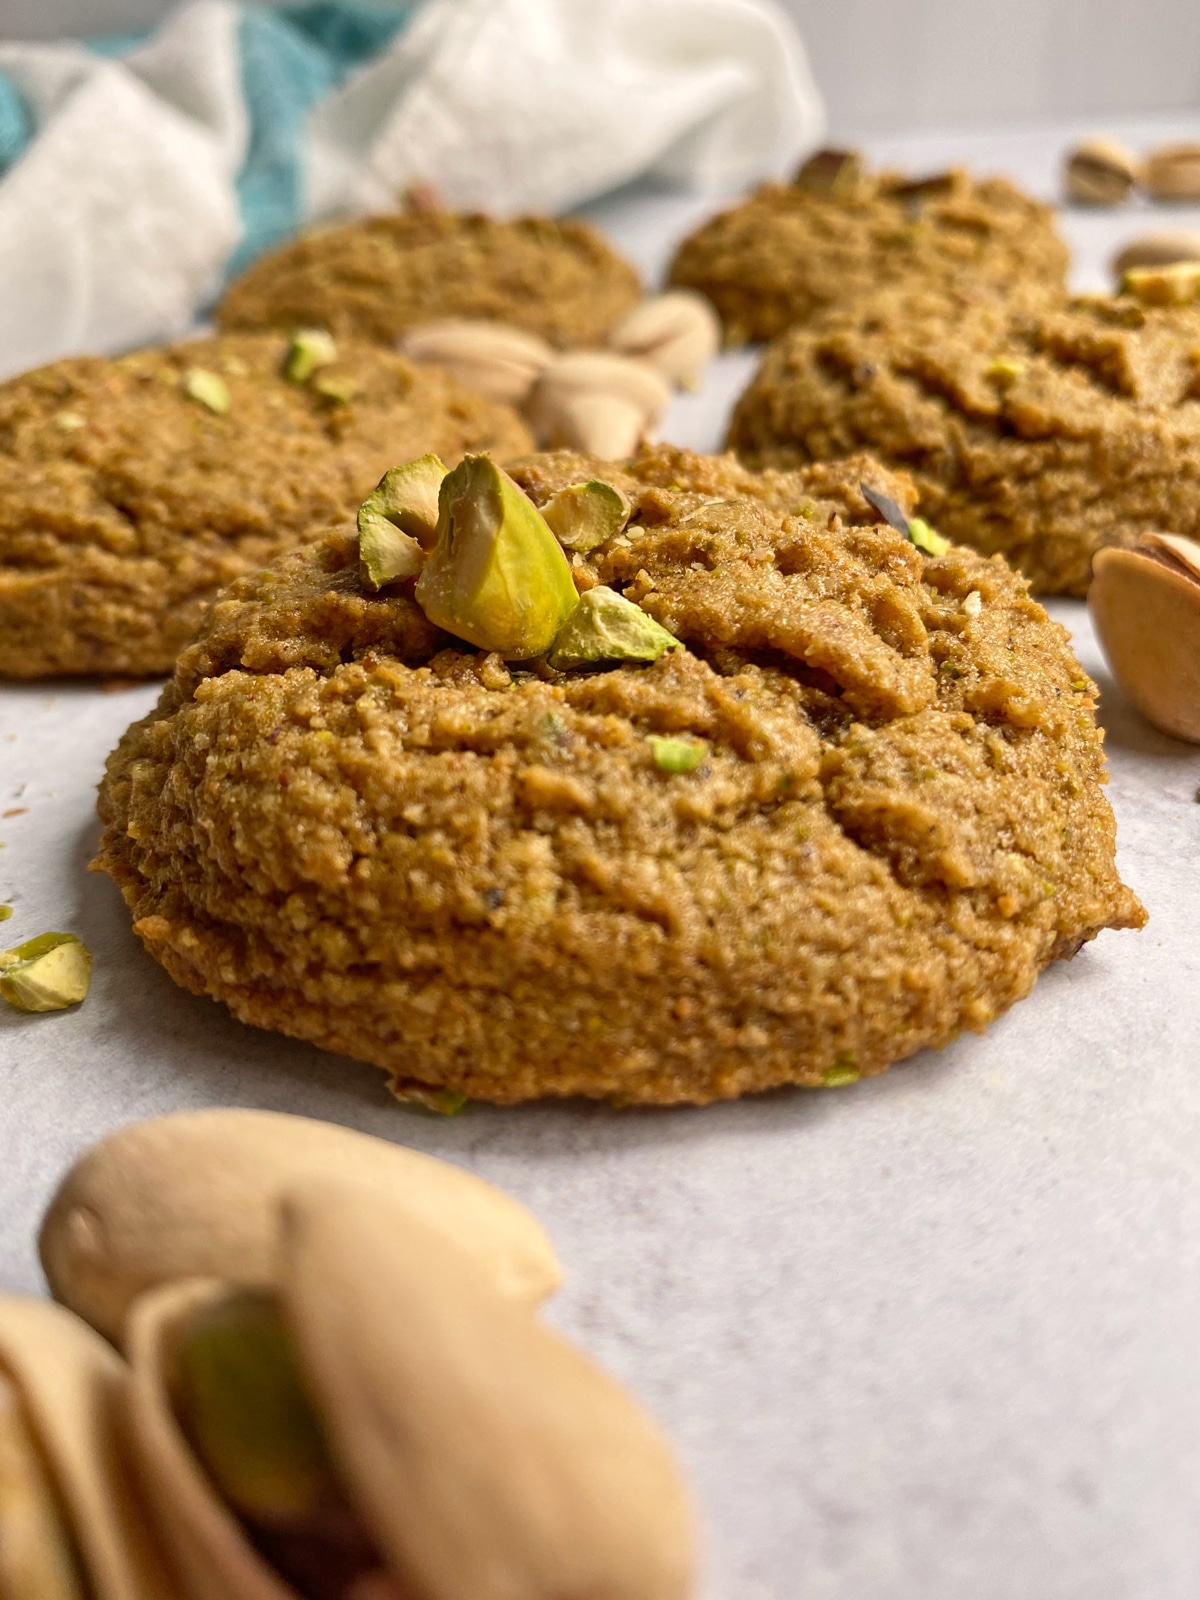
<box><xmin>647</xmin><ymin>735</ymin><xmax>706</xmax><ymax>774</ymax></box>
<box><xmin>392</xmin><ymin>1082</ymin><xmax>468</xmax><ymax>1116</ymax></box>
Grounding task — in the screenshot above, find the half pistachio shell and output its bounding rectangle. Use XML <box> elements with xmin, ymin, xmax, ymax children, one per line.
<box><xmin>39</xmin><ymin>1108</ymin><xmax>562</xmax><ymax>1346</ymax></box>
<box><xmin>0</xmin><ymin>1294</ymin><xmax>176</xmax><ymax>1600</ymax></box>
<box><xmin>1090</xmin><ymin>536</ymin><xmax>1200</xmax><ymax>743</ymax></box>
<box><xmin>0</xmin><ymin>1369</ymin><xmax>88</xmax><ymax>1599</ymax></box>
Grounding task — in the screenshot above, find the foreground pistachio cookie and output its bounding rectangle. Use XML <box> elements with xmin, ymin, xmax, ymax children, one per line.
<box><xmin>0</xmin><ymin>333</ymin><xmax>531</xmax><ymax>678</ymax></box>
<box><xmin>217</xmin><ymin>210</ymin><xmax>642</xmax><ymax>351</ymax></box>
<box><xmin>728</xmin><ymin>285</ymin><xmax>1200</xmax><ymax>594</ymax></box>
<box><xmin>668</xmin><ymin>154</ymin><xmax>1068</xmax><ymax>345</ymax></box>
<box><xmin>95</xmin><ymin>444</ymin><xmax>1144</xmax><ymax>1105</ymax></box>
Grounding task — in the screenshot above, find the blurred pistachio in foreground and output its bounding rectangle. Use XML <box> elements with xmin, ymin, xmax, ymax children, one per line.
<box><xmin>547</xmin><ymin>587</ymin><xmax>681</xmax><ymax>671</ymax></box>
<box><xmin>415</xmin><ymin>455</ymin><xmax>578</xmax><ymax>657</ymax></box>
<box><xmin>358</xmin><ymin>455</ymin><xmax>447</xmax><ymax>589</ymax></box>
<box><xmin>0</xmin><ymin>932</ymin><xmax>91</xmax><ymax>1013</ymax></box>
<box><xmin>1089</xmin><ymin>531</ymin><xmax>1200</xmax><ymax>743</ymax></box>
<box><xmin>0</xmin><ymin>1370</ymin><xmax>88</xmax><ymax>1599</ymax></box>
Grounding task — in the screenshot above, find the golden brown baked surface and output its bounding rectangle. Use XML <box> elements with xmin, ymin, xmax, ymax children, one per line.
<box><xmin>668</xmin><ymin>167</ymin><xmax>1068</xmax><ymax>345</ymax></box>
<box><xmin>0</xmin><ymin>333</ymin><xmax>531</xmax><ymax>678</ymax></box>
<box><xmin>728</xmin><ymin>287</ymin><xmax>1200</xmax><ymax>595</ymax></box>
<box><xmin>217</xmin><ymin>212</ymin><xmax>642</xmax><ymax>350</ymax></box>
<box><xmin>95</xmin><ymin>445</ymin><xmax>1143</xmax><ymax>1106</ymax></box>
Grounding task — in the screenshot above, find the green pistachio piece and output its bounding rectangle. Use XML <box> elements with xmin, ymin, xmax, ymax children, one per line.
<box><xmin>391</xmin><ymin>1081</ymin><xmax>469</xmax><ymax>1115</ymax></box>
<box><xmin>358</xmin><ymin>455</ymin><xmax>448</xmax><ymax>590</ymax></box>
<box><xmin>415</xmin><ymin>455</ymin><xmax>578</xmax><ymax>659</ymax></box>
<box><xmin>647</xmin><ymin>735</ymin><xmax>707</xmax><ymax>774</ymax></box>
<box><xmin>183</xmin><ymin>367</ymin><xmax>230</xmax><ymax>415</ymax></box>
<box><xmin>175</xmin><ymin>1289</ymin><xmax>340</xmax><ymax>1522</ymax></box>
<box><xmin>0</xmin><ymin>933</ymin><xmax>91</xmax><ymax>1013</ymax></box>
<box><xmin>0</xmin><ymin>1373</ymin><xmax>88</xmax><ymax>1599</ymax></box>
<box><xmin>546</xmin><ymin>586</ymin><xmax>681</xmax><ymax>671</ymax></box>
<box><xmin>541</xmin><ymin>479</ymin><xmax>631</xmax><ymax>553</ymax></box>
<box><xmin>906</xmin><ymin>517</ymin><xmax>950</xmax><ymax>556</ymax></box>
<box><xmin>311</xmin><ymin>372</ymin><xmax>357</xmax><ymax>405</ymax></box>
<box><xmin>0</xmin><ymin>906</ymin><xmax>11</xmax><ymax>921</ymax></box>
<box><xmin>285</xmin><ymin>328</ymin><xmax>337</xmax><ymax>384</ymax></box>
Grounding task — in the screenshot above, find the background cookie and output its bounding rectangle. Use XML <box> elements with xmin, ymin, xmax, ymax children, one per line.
<box><xmin>0</xmin><ymin>333</ymin><xmax>531</xmax><ymax>678</ymax></box>
<box><xmin>668</xmin><ymin>158</ymin><xmax>1068</xmax><ymax>345</ymax></box>
<box><xmin>217</xmin><ymin>212</ymin><xmax>642</xmax><ymax>351</ymax></box>
<box><xmin>728</xmin><ymin>286</ymin><xmax>1200</xmax><ymax>595</ymax></box>
<box><xmin>95</xmin><ymin>445</ymin><xmax>1143</xmax><ymax>1106</ymax></box>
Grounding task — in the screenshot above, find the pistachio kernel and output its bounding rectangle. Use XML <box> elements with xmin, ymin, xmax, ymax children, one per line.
<box><xmin>541</xmin><ymin>479</ymin><xmax>632</xmax><ymax>553</ymax></box>
<box><xmin>183</xmin><ymin>367</ymin><xmax>231</xmax><ymax>415</ymax></box>
<box><xmin>358</xmin><ymin>455</ymin><xmax>447</xmax><ymax>590</ymax></box>
<box><xmin>391</xmin><ymin>1082</ymin><xmax>470</xmax><ymax>1115</ymax></box>
<box><xmin>907</xmin><ymin>517</ymin><xmax>950</xmax><ymax>556</ymax></box>
<box><xmin>312</xmin><ymin>372</ymin><xmax>357</xmax><ymax>405</ymax></box>
<box><xmin>284</xmin><ymin>328</ymin><xmax>337</xmax><ymax>384</ymax></box>
<box><xmin>647</xmin><ymin>735</ymin><xmax>707</xmax><ymax>774</ymax></box>
<box><xmin>0</xmin><ymin>932</ymin><xmax>92</xmax><ymax>1013</ymax></box>
<box><xmin>547</xmin><ymin>587</ymin><xmax>681</xmax><ymax>672</ymax></box>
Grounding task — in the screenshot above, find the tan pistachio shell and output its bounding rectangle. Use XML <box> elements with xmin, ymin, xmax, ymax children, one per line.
<box><xmin>1144</xmin><ymin>143</ymin><xmax>1200</xmax><ymax>201</ymax></box>
<box><xmin>1112</xmin><ymin>229</ymin><xmax>1200</xmax><ymax>277</ymax></box>
<box><xmin>399</xmin><ymin>319</ymin><xmax>554</xmax><ymax>406</ymax></box>
<box><xmin>280</xmin><ymin>1182</ymin><xmax>696</xmax><ymax>1600</ymax></box>
<box><xmin>0</xmin><ymin>1294</ymin><xmax>175</xmax><ymax>1600</ymax></box>
<box><xmin>1064</xmin><ymin>136</ymin><xmax>1140</xmax><ymax>205</ymax></box>
<box><xmin>607</xmin><ymin>292</ymin><xmax>721</xmax><ymax>389</ymax></box>
<box><xmin>1090</xmin><ymin>539</ymin><xmax>1200</xmax><ymax>742</ymax></box>
<box><xmin>39</xmin><ymin>1109</ymin><xmax>561</xmax><ymax>1345</ymax></box>
<box><xmin>123</xmin><ymin>1278</ymin><xmax>300</xmax><ymax>1600</ymax></box>
<box><xmin>525</xmin><ymin>352</ymin><xmax>671</xmax><ymax>458</ymax></box>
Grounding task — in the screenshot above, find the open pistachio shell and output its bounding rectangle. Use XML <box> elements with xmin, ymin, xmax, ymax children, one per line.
<box><xmin>280</xmin><ymin>1183</ymin><xmax>696</xmax><ymax>1600</ymax></box>
<box><xmin>39</xmin><ymin>1109</ymin><xmax>562</xmax><ymax>1346</ymax></box>
<box><xmin>0</xmin><ymin>1294</ymin><xmax>175</xmax><ymax>1600</ymax></box>
<box><xmin>0</xmin><ymin>1370</ymin><xmax>88</xmax><ymax>1598</ymax></box>
<box><xmin>1090</xmin><ymin>542</ymin><xmax>1200</xmax><ymax>742</ymax></box>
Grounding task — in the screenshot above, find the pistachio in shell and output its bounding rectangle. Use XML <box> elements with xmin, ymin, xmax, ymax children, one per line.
<box><xmin>1089</xmin><ymin>532</ymin><xmax>1200</xmax><ymax>743</ymax></box>
<box><xmin>280</xmin><ymin>1183</ymin><xmax>696</xmax><ymax>1600</ymax></box>
<box><xmin>541</xmin><ymin>479</ymin><xmax>631</xmax><ymax>553</ymax></box>
<box><xmin>357</xmin><ymin>455</ymin><xmax>446</xmax><ymax>590</ymax></box>
<box><xmin>0</xmin><ymin>1371</ymin><xmax>88</xmax><ymax>1599</ymax></box>
<box><xmin>0</xmin><ymin>932</ymin><xmax>92</xmax><ymax>1013</ymax></box>
<box><xmin>414</xmin><ymin>454</ymin><xmax>578</xmax><ymax>658</ymax></box>
<box><xmin>39</xmin><ymin>1108</ymin><xmax>562</xmax><ymax>1346</ymax></box>
<box><xmin>546</xmin><ymin>587</ymin><xmax>681</xmax><ymax>672</ymax></box>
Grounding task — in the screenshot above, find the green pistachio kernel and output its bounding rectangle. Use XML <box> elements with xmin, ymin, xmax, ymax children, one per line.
<box><xmin>986</xmin><ymin>355</ymin><xmax>1027</xmax><ymax>382</ymax></box>
<box><xmin>358</xmin><ymin>454</ymin><xmax>447</xmax><ymax>590</ymax></box>
<box><xmin>415</xmin><ymin>455</ymin><xmax>578</xmax><ymax>659</ymax></box>
<box><xmin>647</xmin><ymin>735</ymin><xmax>707</xmax><ymax>774</ymax></box>
<box><xmin>284</xmin><ymin>327</ymin><xmax>337</xmax><ymax>384</ymax></box>
<box><xmin>823</xmin><ymin>1049</ymin><xmax>860</xmax><ymax>1086</ymax></box>
<box><xmin>311</xmin><ymin>371</ymin><xmax>357</xmax><ymax>405</ymax></box>
<box><xmin>391</xmin><ymin>1082</ymin><xmax>469</xmax><ymax>1115</ymax></box>
<box><xmin>906</xmin><ymin>517</ymin><xmax>950</xmax><ymax>556</ymax></box>
<box><xmin>546</xmin><ymin>586</ymin><xmax>681</xmax><ymax>672</ymax></box>
<box><xmin>540</xmin><ymin>479</ymin><xmax>632</xmax><ymax>553</ymax></box>
<box><xmin>183</xmin><ymin>367</ymin><xmax>230</xmax><ymax>415</ymax></box>
<box><xmin>0</xmin><ymin>932</ymin><xmax>91</xmax><ymax>1013</ymax></box>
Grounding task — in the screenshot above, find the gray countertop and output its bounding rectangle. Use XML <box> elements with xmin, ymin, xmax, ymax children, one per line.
<box><xmin>3</xmin><ymin>117</ymin><xmax>1200</xmax><ymax>1600</ymax></box>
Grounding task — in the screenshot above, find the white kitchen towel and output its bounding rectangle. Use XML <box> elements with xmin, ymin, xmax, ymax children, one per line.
<box><xmin>0</xmin><ymin>0</ymin><xmax>824</xmax><ymax>380</ymax></box>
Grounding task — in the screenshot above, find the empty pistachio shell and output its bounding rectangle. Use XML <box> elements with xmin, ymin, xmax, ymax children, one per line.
<box><xmin>1112</xmin><ymin>230</ymin><xmax>1200</xmax><ymax>277</ymax></box>
<box><xmin>183</xmin><ymin>368</ymin><xmax>230</xmax><ymax>415</ymax></box>
<box><xmin>1122</xmin><ymin>260</ymin><xmax>1200</xmax><ymax>305</ymax></box>
<box><xmin>283</xmin><ymin>329</ymin><xmax>336</xmax><ymax>384</ymax></box>
<box><xmin>357</xmin><ymin>455</ymin><xmax>446</xmax><ymax>589</ymax></box>
<box><xmin>0</xmin><ymin>932</ymin><xmax>91</xmax><ymax>1013</ymax></box>
<box><xmin>546</xmin><ymin>587</ymin><xmax>681</xmax><ymax>672</ymax></box>
<box><xmin>1144</xmin><ymin>143</ymin><xmax>1200</xmax><ymax>201</ymax></box>
<box><xmin>1064</xmin><ymin>137</ymin><xmax>1139</xmax><ymax>205</ymax></box>
<box><xmin>525</xmin><ymin>354</ymin><xmax>670</xmax><ymax>458</ymax></box>
<box><xmin>400</xmin><ymin>320</ymin><xmax>554</xmax><ymax>407</ymax></box>
<box><xmin>541</xmin><ymin>478</ymin><xmax>631</xmax><ymax>552</ymax></box>
<box><xmin>1090</xmin><ymin>536</ymin><xmax>1200</xmax><ymax>743</ymax></box>
<box><xmin>39</xmin><ymin>1108</ymin><xmax>562</xmax><ymax>1345</ymax></box>
<box><xmin>414</xmin><ymin>454</ymin><xmax>578</xmax><ymax>657</ymax></box>
<box><xmin>280</xmin><ymin>1184</ymin><xmax>696</xmax><ymax>1600</ymax></box>
<box><xmin>607</xmin><ymin>292</ymin><xmax>720</xmax><ymax>390</ymax></box>
<box><xmin>0</xmin><ymin>1370</ymin><xmax>88</xmax><ymax>1599</ymax></box>
<box><xmin>0</xmin><ymin>1294</ymin><xmax>176</xmax><ymax>1600</ymax></box>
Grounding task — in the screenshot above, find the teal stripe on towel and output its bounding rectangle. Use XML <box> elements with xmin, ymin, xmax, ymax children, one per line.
<box><xmin>0</xmin><ymin>70</ymin><xmax>32</xmax><ymax>180</ymax></box>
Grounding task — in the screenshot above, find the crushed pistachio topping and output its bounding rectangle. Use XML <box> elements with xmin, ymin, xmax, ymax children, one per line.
<box><xmin>183</xmin><ymin>368</ymin><xmax>231</xmax><ymax>415</ymax></box>
<box><xmin>547</xmin><ymin>587</ymin><xmax>681</xmax><ymax>672</ymax></box>
<box><xmin>907</xmin><ymin>517</ymin><xmax>950</xmax><ymax>556</ymax></box>
<box><xmin>391</xmin><ymin>1082</ymin><xmax>469</xmax><ymax>1115</ymax></box>
<box><xmin>415</xmin><ymin>455</ymin><xmax>578</xmax><ymax>658</ymax></box>
<box><xmin>311</xmin><ymin>372</ymin><xmax>357</xmax><ymax>405</ymax></box>
<box><xmin>284</xmin><ymin>328</ymin><xmax>337</xmax><ymax>385</ymax></box>
<box><xmin>0</xmin><ymin>932</ymin><xmax>92</xmax><ymax>1013</ymax></box>
<box><xmin>541</xmin><ymin>479</ymin><xmax>632</xmax><ymax>553</ymax></box>
<box><xmin>358</xmin><ymin>455</ymin><xmax>447</xmax><ymax>590</ymax></box>
<box><xmin>986</xmin><ymin>356</ymin><xmax>1027</xmax><ymax>382</ymax></box>
<box><xmin>647</xmin><ymin>735</ymin><xmax>707</xmax><ymax>774</ymax></box>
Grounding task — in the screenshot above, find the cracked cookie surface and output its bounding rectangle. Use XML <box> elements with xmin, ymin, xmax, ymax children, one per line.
<box><xmin>95</xmin><ymin>446</ymin><xmax>1143</xmax><ymax>1105</ymax></box>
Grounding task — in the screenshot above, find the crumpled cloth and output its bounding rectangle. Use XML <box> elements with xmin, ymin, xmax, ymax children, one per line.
<box><xmin>0</xmin><ymin>0</ymin><xmax>823</xmax><ymax>380</ymax></box>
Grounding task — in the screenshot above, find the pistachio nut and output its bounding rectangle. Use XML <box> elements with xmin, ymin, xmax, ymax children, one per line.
<box><xmin>39</xmin><ymin>1108</ymin><xmax>562</xmax><ymax>1345</ymax></box>
<box><xmin>400</xmin><ymin>320</ymin><xmax>554</xmax><ymax>407</ymax></box>
<box><xmin>280</xmin><ymin>1182</ymin><xmax>697</xmax><ymax>1600</ymax></box>
<box><xmin>1122</xmin><ymin>260</ymin><xmax>1200</xmax><ymax>306</ymax></box>
<box><xmin>906</xmin><ymin>517</ymin><xmax>950</xmax><ymax>556</ymax></box>
<box><xmin>795</xmin><ymin>147</ymin><xmax>867</xmax><ymax>199</ymax></box>
<box><xmin>1089</xmin><ymin>532</ymin><xmax>1200</xmax><ymax>743</ymax></box>
<box><xmin>525</xmin><ymin>353</ymin><xmax>670</xmax><ymax>459</ymax></box>
<box><xmin>0</xmin><ymin>932</ymin><xmax>91</xmax><ymax>1013</ymax></box>
<box><xmin>1064</xmin><ymin>137</ymin><xmax>1139</xmax><ymax>205</ymax></box>
<box><xmin>284</xmin><ymin>330</ymin><xmax>337</xmax><ymax>385</ymax></box>
<box><xmin>607</xmin><ymin>292</ymin><xmax>720</xmax><ymax>390</ymax></box>
<box><xmin>1111</xmin><ymin>230</ymin><xmax>1200</xmax><ymax>277</ymax></box>
<box><xmin>414</xmin><ymin>454</ymin><xmax>579</xmax><ymax>657</ymax></box>
<box><xmin>183</xmin><ymin>368</ymin><xmax>231</xmax><ymax>415</ymax></box>
<box><xmin>647</xmin><ymin>736</ymin><xmax>707</xmax><ymax>775</ymax></box>
<box><xmin>402</xmin><ymin>181</ymin><xmax>444</xmax><ymax>214</ymax></box>
<box><xmin>0</xmin><ymin>1294</ymin><xmax>176</xmax><ymax>1599</ymax></box>
<box><xmin>1144</xmin><ymin>143</ymin><xmax>1200</xmax><ymax>201</ymax></box>
<box><xmin>357</xmin><ymin>455</ymin><xmax>446</xmax><ymax>589</ymax></box>
<box><xmin>541</xmin><ymin>478</ymin><xmax>632</xmax><ymax>552</ymax></box>
<box><xmin>0</xmin><ymin>1371</ymin><xmax>88</xmax><ymax>1598</ymax></box>
<box><xmin>546</xmin><ymin>587</ymin><xmax>681</xmax><ymax>672</ymax></box>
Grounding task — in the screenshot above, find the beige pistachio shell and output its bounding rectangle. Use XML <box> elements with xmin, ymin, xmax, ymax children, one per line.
<box><xmin>400</xmin><ymin>319</ymin><xmax>554</xmax><ymax>407</ymax></box>
<box><xmin>525</xmin><ymin>352</ymin><xmax>670</xmax><ymax>458</ymax></box>
<box><xmin>39</xmin><ymin>1109</ymin><xmax>562</xmax><ymax>1345</ymax></box>
<box><xmin>1064</xmin><ymin>137</ymin><xmax>1139</xmax><ymax>205</ymax></box>
<box><xmin>280</xmin><ymin>1183</ymin><xmax>696</xmax><ymax>1600</ymax></box>
<box><xmin>1090</xmin><ymin>543</ymin><xmax>1200</xmax><ymax>743</ymax></box>
<box><xmin>607</xmin><ymin>292</ymin><xmax>720</xmax><ymax>390</ymax></box>
<box><xmin>1112</xmin><ymin>229</ymin><xmax>1200</xmax><ymax>277</ymax></box>
<box><xmin>0</xmin><ymin>1370</ymin><xmax>87</xmax><ymax>1598</ymax></box>
<box><xmin>1144</xmin><ymin>143</ymin><xmax>1200</xmax><ymax>201</ymax></box>
<box><xmin>124</xmin><ymin>1279</ymin><xmax>300</xmax><ymax>1600</ymax></box>
<box><xmin>0</xmin><ymin>1294</ymin><xmax>175</xmax><ymax>1600</ymax></box>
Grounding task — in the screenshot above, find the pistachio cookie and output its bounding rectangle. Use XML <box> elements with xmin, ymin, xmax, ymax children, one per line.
<box><xmin>95</xmin><ymin>443</ymin><xmax>1143</xmax><ymax>1106</ymax></box>
<box><xmin>729</xmin><ymin>285</ymin><xmax>1200</xmax><ymax>594</ymax></box>
<box><xmin>668</xmin><ymin>154</ymin><xmax>1068</xmax><ymax>345</ymax></box>
<box><xmin>217</xmin><ymin>211</ymin><xmax>642</xmax><ymax>351</ymax></box>
<box><xmin>0</xmin><ymin>333</ymin><xmax>531</xmax><ymax>677</ymax></box>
